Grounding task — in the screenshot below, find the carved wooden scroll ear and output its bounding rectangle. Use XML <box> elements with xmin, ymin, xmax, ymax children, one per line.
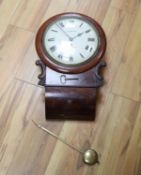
<box><xmin>36</xmin><ymin>60</ymin><xmax>46</xmax><ymax>86</ymax></box>
<box><xmin>93</xmin><ymin>60</ymin><xmax>106</xmax><ymax>87</ymax></box>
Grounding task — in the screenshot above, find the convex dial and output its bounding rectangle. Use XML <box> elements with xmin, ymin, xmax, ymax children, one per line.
<box><xmin>43</xmin><ymin>17</ymin><xmax>99</xmax><ymax>65</ymax></box>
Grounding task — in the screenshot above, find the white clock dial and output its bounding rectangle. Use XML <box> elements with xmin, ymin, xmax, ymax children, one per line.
<box><xmin>43</xmin><ymin>16</ymin><xmax>100</xmax><ymax>65</ymax></box>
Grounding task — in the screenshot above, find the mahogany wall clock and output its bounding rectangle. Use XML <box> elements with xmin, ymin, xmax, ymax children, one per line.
<box><xmin>35</xmin><ymin>12</ymin><xmax>106</xmax><ymax>120</ymax></box>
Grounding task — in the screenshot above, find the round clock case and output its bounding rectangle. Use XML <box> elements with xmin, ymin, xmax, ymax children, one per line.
<box><xmin>35</xmin><ymin>12</ymin><xmax>106</xmax><ymax>74</ymax></box>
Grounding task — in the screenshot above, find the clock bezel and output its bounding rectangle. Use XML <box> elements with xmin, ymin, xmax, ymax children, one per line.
<box><xmin>35</xmin><ymin>12</ymin><xmax>106</xmax><ymax>74</ymax></box>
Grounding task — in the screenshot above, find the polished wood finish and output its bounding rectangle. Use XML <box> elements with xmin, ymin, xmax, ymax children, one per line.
<box><xmin>45</xmin><ymin>87</ymin><xmax>96</xmax><ymax>120</ymax></box>
<box><xmin>1</xmin><ymin>0</ymin><xmax>141</xmax><ymax>175</ymax></box>
<box><xmin>45</xmin><ymin>61</ymin><xmax>106</xmax><ymax>88</ymax></box>
<box><xmin>36</xmin><ymin>59</ymin><xmax>106</xmax><ymax>120</ymax></box>
<box><xmin>36</xmin><ymin>59</ymin><xmax>106</xmax><ymax>87</ymax></box>
<box><xmin>35</xmin><ymin>12</ymin><xmax>106</xmax><ymax>74</ymax></box>
<box><xmin>36</xmin><ymin>58</ymin><xmax>106</xmax><ymax>120</ymax></box>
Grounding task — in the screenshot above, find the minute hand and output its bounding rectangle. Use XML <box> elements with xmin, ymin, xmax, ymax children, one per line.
<box><xmin>56</xmin><ymin>24</ymin><xmax>72</xmax><ymax>40</ymax></box>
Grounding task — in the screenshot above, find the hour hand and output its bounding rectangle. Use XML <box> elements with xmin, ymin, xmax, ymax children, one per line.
<box><xmin>76</xmin><ymin>32</ymin><xmax>84</xmax><ymax>37</ymax></box>
<box><xmin>72</xmin><ymin>32</ymin><xmax>84</xmax><ymax>40</ymax></box>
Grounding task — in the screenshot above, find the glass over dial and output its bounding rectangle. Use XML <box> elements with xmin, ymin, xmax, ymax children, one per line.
<box><xmin>42</xmin><ymin>16</ymin><xmax>100</xmax><ymax>66</ymax></box>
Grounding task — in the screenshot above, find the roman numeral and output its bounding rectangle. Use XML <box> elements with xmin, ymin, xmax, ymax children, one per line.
<box><xmin>85</xmin><ymin>45</ymin><xmax>93</xmax><ymax>52</ymax></box>
<box><xmin>48</xmin><ymin>38</ymin><xmax>55</xmax><ymax>41</ymax></box>
<box><xmin>59</xmin><ymin>22</ymin><xmax>64</xmax><ymax>27</ymax></box>
<box><xmin>88</xmin><ymin>38</ymin><xmax>95</xmax><ymax>42</ymax></box>
<box><xmin>79</xmin><ymin>23</ymin><xmax>83</xmax><ymax>27</ymax></box>
<box><xmin>58</xmin><ymin>54</ymin><xmax>63</xmax><ymax>59</ymax></box>
<box><xmin>69</xmin><ymin>20</ymin><xmax>74</xmax><ymax>23</ymax></box>
<box><xmin>69</xmin><ymin>57</ymin><xmax>73</xmax><ymax>62</ymax></box>
<box><xmin>51</xmin><ymin>29</ymin><xmax>58</xmax><ymax>32</ymax></box>
<box><xmin>80</xmin><ymin>53</ymin><xmax>84</xmax><ymax>58</ymax></box>
<box><xmin>50</xmin><ymin>46</ymin><xmax>56</xmax><ymax>52</ymax></box>
<box><xmin>85</xmin><ymin>45</ymin><xmax>89</xmax><ymax>50</ymax></box>
<box><xmin>85</xmin><ymin>29</ymin><xmax>91</xmax><ymax>33</ymax></box>
<box><xmin>90</xmin><ymin>47</ymin><xmax>93</xmax><ymax>52</ymax></box>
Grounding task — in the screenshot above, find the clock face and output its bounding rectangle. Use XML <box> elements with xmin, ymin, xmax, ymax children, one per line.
<box><xmin>36</xmin><ymin>13</ymin><xmax>106</xmax><ymax>73</ymax></box>
<box><xmin>42</xmin><ymin>17</ymin><xmax>99</xmax><ymax>66</ymax></box>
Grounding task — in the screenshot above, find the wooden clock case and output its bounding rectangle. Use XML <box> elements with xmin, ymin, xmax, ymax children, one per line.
<box><xmin>35</xmin><ymin>13</ymin><xmax>106</xmax><ymax>120</ymax></box>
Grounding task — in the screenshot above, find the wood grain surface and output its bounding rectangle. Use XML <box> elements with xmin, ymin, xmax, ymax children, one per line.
<box><xmin>0</xmin><ymin>0</ymin><xmax>141</xmax><ymax>175</ymax></box>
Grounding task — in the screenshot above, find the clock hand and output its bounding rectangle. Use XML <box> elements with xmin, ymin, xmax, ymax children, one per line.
<box><xmin>56</xmin><ymin>24</ymin><xmax>73</xmax><ymax>41</ymax></box>
<box><xmin>72</xmin><ymin>32</ymin><xmax>84</xmax><ymax>40</ymax></box>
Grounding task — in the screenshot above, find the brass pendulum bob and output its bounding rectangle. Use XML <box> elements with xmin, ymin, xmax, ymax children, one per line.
<box><xmin>32</xmin><ymin>120</ymin><xmax>99</xmax><ymax>165</ymax></box>
<box><xmin>83</xmin><ymin>149</ymin><xmax>98</xmax><ymax>165</ymax></box>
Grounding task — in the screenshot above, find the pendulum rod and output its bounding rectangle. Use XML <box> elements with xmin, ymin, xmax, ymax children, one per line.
<box><xmin>32</xmin><ymin>120</ymin><xmax>99</xmax><ymax>165</ymax></box>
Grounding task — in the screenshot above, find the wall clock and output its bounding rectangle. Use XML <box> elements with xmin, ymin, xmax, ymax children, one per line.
<box><xmin>35</xmin><ymin>12</ymin><xmax>106</xmax><ymax>120</ymax></box>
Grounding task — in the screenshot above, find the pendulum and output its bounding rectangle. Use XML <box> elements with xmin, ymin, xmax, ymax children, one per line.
<box><xmin>32</xmin><ymin>120</ymin><xmax>99</xmax><ymax>165</ymax></box>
